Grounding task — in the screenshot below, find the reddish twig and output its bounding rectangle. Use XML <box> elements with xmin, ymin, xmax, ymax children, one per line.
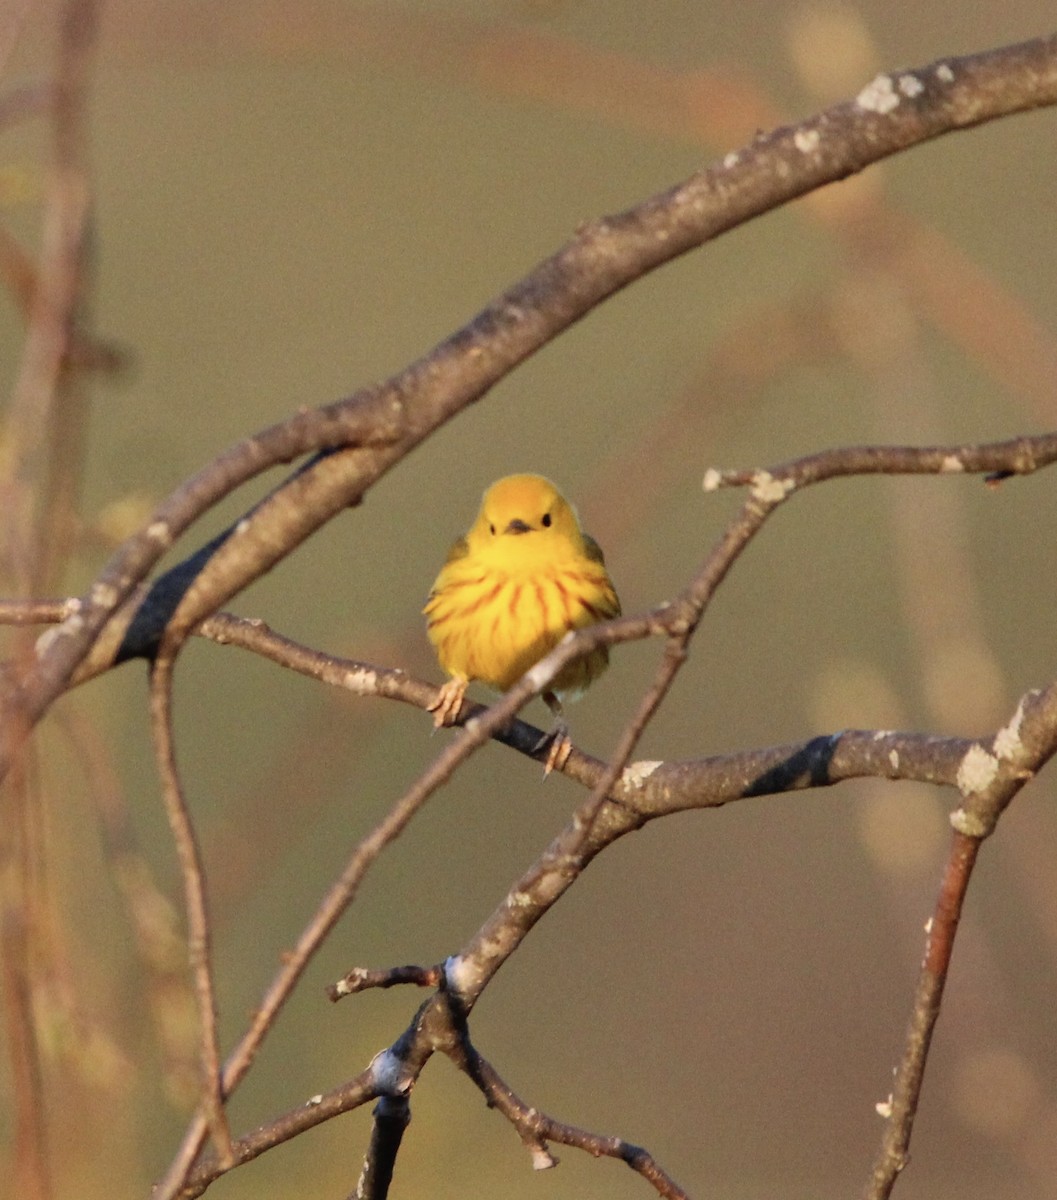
<box><xmin>862</xmin><ymin>831</ymin><xmax>981</xmax><ymax>1199</ymax></box>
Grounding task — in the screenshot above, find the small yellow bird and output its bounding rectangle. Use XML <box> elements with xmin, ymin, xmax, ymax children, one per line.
<box><xmin>424</xmin><ymin>474</ymin><xmax>620</xmax><ymax>770</ymax></box>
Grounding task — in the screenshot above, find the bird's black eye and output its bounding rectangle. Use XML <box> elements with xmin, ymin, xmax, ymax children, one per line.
<box><xmin>541</xmin><ymin>512</ymin><xmax>552</xmax><ymax>528</ymax></box>
<box><xmin>489</xmin><ymin>523</ymin><xmax>496</xmax><ymax>535</ymax></box>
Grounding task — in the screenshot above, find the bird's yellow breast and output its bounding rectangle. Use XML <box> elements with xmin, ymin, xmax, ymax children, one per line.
<box><xmin>424</xmin><ymin>474</ymin><xmax>620</xmax><ymax>697</ymax></box>
<box><xmin>425</xmin><ymin>553</ymin><xmax>616</xmax><ymax>693</ymax></box>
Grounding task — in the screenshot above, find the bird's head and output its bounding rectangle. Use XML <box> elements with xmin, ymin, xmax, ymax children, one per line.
<box><xmin>469</xmin><ymin>474</ymin><xmax>583</xmax><ymax>552</ymax></box>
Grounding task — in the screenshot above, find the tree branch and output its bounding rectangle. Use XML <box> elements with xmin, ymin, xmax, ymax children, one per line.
<box><xmin>443</xmin><ymin>1024</ymin><xmax>691</xmax><ymax>1199</ymax></box>
<box><xmin>147</xmin><ymin>656</ymin><xmax>233</xmax><ymax>1188</ymax></box>
<box><xmin>5</xmin><ymin>34</ymin><xmax>1056</xmax><ymax>786</ymax></box>
<box><xmin>349</xmin><ymin>1095</ymin><xmax>411</xmax><ymax>1200</ymax></box>
<box><xmin>863</xmin><ymin>831</ymin><xmax>981</xmax><ymax>1199</ymax></box>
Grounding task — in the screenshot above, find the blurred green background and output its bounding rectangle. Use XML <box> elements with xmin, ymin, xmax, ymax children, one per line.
<box><xmin>3</xmin><ymin>2</ymin><xmax>1057</xmax><ymax>1198</ymax></box>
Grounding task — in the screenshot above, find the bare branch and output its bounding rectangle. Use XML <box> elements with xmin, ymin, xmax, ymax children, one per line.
<box><xmin>180</xmin><ymin>1066</ymin><xmax>381</xmax><ymax>1199</ymax></box>
<box><xmin>6</xmin><ymin>34</ymin><xmax>1056</xmax><ymax>787</ymax></box>
<box><xmin>147</xmin><ymin>656</ymin><xmax>234</xmax><ymax>1190</ymax></box>
<box><xmin>444</xmin><ymin>1030</ymin><xmax>690</xmax><ymax>1199</ymax></box>
<box><xmin>863</xmin><ymin>831</ymin><xmax>981</xmax><ymax>1199</ymax></box>
<box><xmin>350</xmin><ymin>1095</ymin><xmax>411</xmax><ymax>1200</ymax></box>
<box><xmin>703</xmin><ymin>432</ymin><xmax>1057</xmax><ymax>491</ymax></box>
<box><xmin>147</xmin><ymin>673</ymin><xmax>1057</xmax><ymax>1197</ymax></box>
<box><xmin>328</xmin><ymin>965</ymin><xmax>443</xmax><ymax>1002</ymax></box>
<box><xmin>0</xmin><ymin>599</ymin><xmax>75</xmax><ymax>625</ymax></box>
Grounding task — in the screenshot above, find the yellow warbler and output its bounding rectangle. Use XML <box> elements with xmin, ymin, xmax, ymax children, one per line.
<box><xmin>424</xmin><ymin>473</ymin><xmax>620</xmax><ymax>769</ymax></box>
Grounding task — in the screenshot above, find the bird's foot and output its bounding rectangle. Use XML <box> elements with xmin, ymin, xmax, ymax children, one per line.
<box><xmin>535</xmin><ymin>719</ymin><xmax>573</xmax><ymax>777</ymax></box>
<box><xmin>428</xmin><ymin>677</ymin><xmax>468</xmax><ymax>728</ymax></box>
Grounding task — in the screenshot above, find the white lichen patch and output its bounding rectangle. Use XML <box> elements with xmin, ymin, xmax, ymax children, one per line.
<box><xmin>888</xmin><ymin>749</ymin><xmax>900</xmax><ymax>770</ymax></box>
<box><xmin>794</xmin><ymin>128</ymin><xmax>821</xmax><ymax>154</ymax></box>
<box><xmin>443</xmin><ymin>953</ymin><xmax>475</xmax><ymax>994</ymax></box>
<box><xmin>723</xmin><ymin>151</ymin><xmax>739</xmax><ymax>169</ymax></box>
<box><xmin>994</xmin><ymin>698</ymin><xmax>1027</xmax><ymax>761</ymax></box>
<box><xmin>305</xmin><ymin>1094</ymin><xmax>323</xmax><ymax>1106</ymax></box>
<box><xmin>950</xmin><ymin>807</ymin><xmax>989</xmax><ymax>838</ymax></box>
<box><xmin>341</xmin><ymin>667</ymin><xmax>378</xmax><ymax>694</ymax></box>
<box><xmin>623</xmin><ymin>760</ymin><xmax>663</xmax><ymax>788</ymax></box>
<box><xmin>897</xmin><ymin>74</ymin><xmax>924</xmax><ymax>98</ymax></box>
<box><xmin>956</xmin><ymin>743</ymin><xmax>999</xmax><ymax>795</ymax></box>
<box><xmin>702</xmin><ymin>467</ymin><xmax>723</xmax><ymax>492</ymax></box>
<box><xmin>531</xmin><ymin>1145</ymin><xmax>558</xmax><ymax>1171</ymax></box>
<box><xmin>750</xmin><ymin>471</ymin><xmax>795</xmax><ymax>504</ymax></box>
<box><xmin>90</xmin><ymin>581</ymin><xmax>119</xmax><ymax>609</ymax></box>
<box><xmin>369</xmin><ymin>1048</ymin><xmax>410</xmax><ymax>1095</ymax></box>
<box><xmin>856</xmin><ymin>74</ymin><xmax>899</xmax><ymax>114</ymax></box>
<box><xmin>234</xmin><ymin>517</ymin><xmax>252</xmax><ymax>536</ymax></box>
<box><xmin>147</xmin><ymin>520</ymin><xmax>172</xmax><ymax>546</ymax></box>
<box><xmin>875</xmin><ymin>1095</ymin><xmax>894</xmax><ymax>1118</ymax></box>
<box><xmin>939</xmin><ymin>455</ymin><xmax>964</xmax><ymax>473</ymax></box>
<box><xmin>935</xmin><ymin>63</ymin><xmax>955</xmax><ymax>83</ymax></box>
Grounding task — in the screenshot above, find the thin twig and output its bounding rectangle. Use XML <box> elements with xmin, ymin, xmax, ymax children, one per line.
<box><xmin>570</xmin><ymin>474</ymin><xmax>788</xmax><ymax>844</ymax></box>
<box><xmin>328</xmin><ymin>964</ymin><xmax>443</xmax><ymax>1001</ymax></box>
<box><xmin>147</xmin><ymin>656</ymin><xmax>234</xmax><ymax>1185</ymax></box>
<box><xmin>862</xmin><ymin>831</ymin><xmax>981</xmax><ymax>1199</ymax></box>
<box><xmin>703</xmin><ymin>433</ymin><xmax>1057</xmax><ymax>492</ymax></box>
<box><xmin>180</xmin><ymin>1066</ymin><xmax>381</xmax><ymax>1198</ymax></box>
<box><xmin>444</xmin><ymin>1033</ymin><xmax>690</xmax><ymax>1199</ymax></box>
<box><xmin>152</xmin><ymin>680</ymin><xmax>1057</xmax><ymax>1198</ymax></box>
<box><xmin>152</xmin><ymin>669</ymin><xmax>526</xmax><ymax>1194</ymax></box>
<box><xmin>0</xmin><ymin>599</ymin><xmax>75</xmax><ymax>624</ymax></box>
<box><xmin>3</xmin><ymin>594</ymin><xmax>1051</xmax><ymax>809</ymax></box>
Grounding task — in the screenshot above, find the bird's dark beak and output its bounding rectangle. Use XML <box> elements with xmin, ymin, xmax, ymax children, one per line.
<box><xmin>504</xmin><ymin>519</ymin><xmax>532</xmax><ymax>535</ymax></box>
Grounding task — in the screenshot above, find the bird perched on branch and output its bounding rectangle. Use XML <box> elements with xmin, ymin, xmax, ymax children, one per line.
<box><xmin>424</xmin><ymin>473</ymin><xmax>620</xmax><ymax>773</ymax></box>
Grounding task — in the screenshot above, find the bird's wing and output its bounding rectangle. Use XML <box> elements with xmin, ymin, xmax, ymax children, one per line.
<box><xmin>582</xmin><ymin>533</ymin><xmax>607</xmax><ymax>565</ymax></box>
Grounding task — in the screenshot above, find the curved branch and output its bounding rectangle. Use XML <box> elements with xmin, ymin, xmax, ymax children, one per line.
<box><xmin>5</xmin><ymin>34</ymin><xmax>1056</xmax><ymax>783</ymax></box>
<box><xmin>147</xmin><ymin>655</ymin><xmax>233</xmax><ymax>1179</ymax></box>
<box><xmin>161</xmin><ymin>675</ymin><xmax>1057</xmax><ymax>1199</ymax></box>
<box><xmin>444</xmin><ymin>1028</ymin><xmax>690</xmax><ymax>1199</ymax></box>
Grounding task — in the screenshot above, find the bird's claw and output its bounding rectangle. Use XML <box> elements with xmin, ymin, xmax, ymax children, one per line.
<box><xmin>536</xmin><ymin>721</ymin><xmax>573</xmax><ymax>777</ymax></box>
<box><xmin>428</xmin><ymin>678</ymin><xmax>468</xmax><ymax>728</ymax></box>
